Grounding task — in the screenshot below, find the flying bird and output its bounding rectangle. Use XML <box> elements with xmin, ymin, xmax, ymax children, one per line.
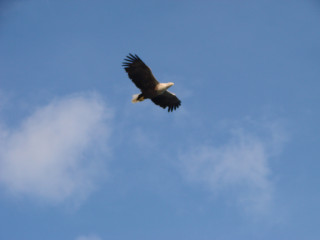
<box><xmin>122</xmin><ymin>54</ymin><xmax>181</xmax><ymax>112</ymax></box>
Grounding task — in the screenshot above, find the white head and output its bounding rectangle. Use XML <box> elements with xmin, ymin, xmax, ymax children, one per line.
<box><xmin>156</xmin><ymin>82</ymin><xmax>175</xmax><ymax>92</ymax></box>
<box><xmin>167</xmin><ymin>82</ymin><xmax>174</xmax><ymax>88</ymax></box>
<box><xmin>163</xmin><ymin>82</ymin><xmax>174</xmax><ymax>90</ymax></box>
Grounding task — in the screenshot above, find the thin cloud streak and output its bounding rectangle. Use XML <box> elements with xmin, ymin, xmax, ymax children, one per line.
<box><xmin>0</xmin><ymin>94</ymin><xmax>112</xmax><ymax>204</ymax></box>
<box><xmin>76</xmin><ymin>235</ymin><xmax>102</xmax><ymax>240</ymax></box>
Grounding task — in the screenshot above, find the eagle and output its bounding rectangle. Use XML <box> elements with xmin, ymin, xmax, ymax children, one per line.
<box><xmin>122</xmin><ymin>54</ymin><xmax>181</xmax><ymax>112</ymax></box>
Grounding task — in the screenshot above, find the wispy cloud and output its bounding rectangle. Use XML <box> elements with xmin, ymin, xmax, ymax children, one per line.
<box><xmin>76</xmin><ymin>235</ymin><xmax>102</xmax><ymax>240</ymax></box>
<box><xmin>0</xmin><ymin>94</ymin><xmax>112</xmax><ymax>204</ymax></box>
<box><xmin>179</xmin><ymin>121</ymin><xmax>286</xmax><ymax>214</ymax></box>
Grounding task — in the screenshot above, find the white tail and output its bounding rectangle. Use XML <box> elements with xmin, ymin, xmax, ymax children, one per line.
<box><xmin>132</xmin><ymin>94</ymin><xmax>144</xmax><ymax>103</ymax></box>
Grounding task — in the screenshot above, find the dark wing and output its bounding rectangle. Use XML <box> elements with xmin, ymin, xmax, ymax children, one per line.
<box><xmin>151</xmin><ymin>91</ymin><xmax>181</xmax><ymax>112</ymax></box>
<box><xmin>122</xmin><ymin>54</ymin><xmax>159</xmax><ymax>91</ymax></box>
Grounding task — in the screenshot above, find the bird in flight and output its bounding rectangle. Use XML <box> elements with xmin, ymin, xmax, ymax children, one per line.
<box><xmin>122</xmin><ymin>54</ymin><xmax>181</xmax><ymax>112</ymax></box>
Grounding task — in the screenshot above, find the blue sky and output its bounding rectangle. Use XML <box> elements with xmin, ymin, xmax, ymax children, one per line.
<box><xmin>0</xmin><ymin>0</ymin><xmax>320</xmax><ymax>239</ymax></box>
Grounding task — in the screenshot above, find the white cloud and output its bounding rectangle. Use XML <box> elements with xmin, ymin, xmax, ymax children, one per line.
<box><xmin>76</xmin><ymin>235</ymin><xmax>102</xmax><ymax>240</ymax></box>
<box><xmin>0</xmin><ymin>94</ymin><xmax>112</xmax><ymax>204</ymax></box>
<box><xmin>179</xmin><ymin>124</ymin><xmax>286</xmax><ymax>214</ymax></box>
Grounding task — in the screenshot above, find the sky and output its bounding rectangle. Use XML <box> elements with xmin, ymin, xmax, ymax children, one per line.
<box><xmin>0</xmin><ymin>0</ymin><xmax>320</xmax><ymax>239</ymax></box>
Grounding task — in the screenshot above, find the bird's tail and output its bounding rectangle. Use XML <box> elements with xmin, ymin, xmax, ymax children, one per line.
<box><xmin>132</xmin><ymin>93</ymin><xmax>144</xmax><ymax>103</ymax></box>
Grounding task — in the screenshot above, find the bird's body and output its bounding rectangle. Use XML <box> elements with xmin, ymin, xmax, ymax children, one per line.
<box><xmin>122</xmin><ymin>54</ymin><xmax>181</xmax><ymax>112</ymax></box>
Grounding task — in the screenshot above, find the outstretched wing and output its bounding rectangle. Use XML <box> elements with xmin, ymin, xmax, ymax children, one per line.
<box><xmin>122</xmin><ymin>54</ymin><xmax>159</xmax><ymax>91</ymax></box>
<box><xmin>151</xmin><ymin>91</ymin><xmax>181</xmax><ymax>112</ymax></box>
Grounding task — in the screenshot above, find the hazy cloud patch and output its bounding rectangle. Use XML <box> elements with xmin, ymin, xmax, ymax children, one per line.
<box><xmin>0</xmin><ymin>94</ymin><xmax>112</xmax><ymax>204</ymax></box>
<box><xmin>179</xmin><ymin>121</ymin><xmax>286</xmax><ymax>214</ymax></box>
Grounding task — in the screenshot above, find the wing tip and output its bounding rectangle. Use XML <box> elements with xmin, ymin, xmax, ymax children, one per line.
<box><xmin>167</xmin><ymin>101</ymin><xmax>181</xmax><ymax>112</ymax></box>
<box><xmin>122</xmin><ymin>53</ymin><xmax>142</xmax><ymax>68</ymax></box>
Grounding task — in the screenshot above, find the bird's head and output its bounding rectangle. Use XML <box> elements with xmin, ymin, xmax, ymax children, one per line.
<box><xmin>166</xmin><ymin>82</ymin><xmax>174</xmax><ymax>89</ymax></box>
<box><xmin>156</xmin><ymin>82</ymin><xmax>175</xmax><ymax>92</ymax></box>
